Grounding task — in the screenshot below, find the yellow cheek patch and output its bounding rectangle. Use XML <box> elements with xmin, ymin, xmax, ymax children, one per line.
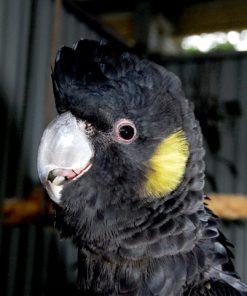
<box><xmin>144</xmin><ymin>130</ymin><xmax>189</xmax><ymax>198</ymax></box>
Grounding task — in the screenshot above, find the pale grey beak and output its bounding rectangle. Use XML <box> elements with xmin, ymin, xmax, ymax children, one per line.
<box><xmin>37</xmin><ymin>111</ymin><xmax>94</xmax><ymax>204</ymax></box>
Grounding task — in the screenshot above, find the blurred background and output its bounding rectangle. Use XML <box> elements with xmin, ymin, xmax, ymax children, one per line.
<box><xmin>1</xmin><ymin>0</ymin><xmax>247</xmax><ymax>295</ymax></box>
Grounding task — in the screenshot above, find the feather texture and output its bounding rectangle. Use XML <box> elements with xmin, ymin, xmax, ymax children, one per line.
<box><xmin>39</xmin><ymin>39</ymin><xmax>247</xmax><ymax>295</ymax></box>
<box><xmin>144</xmin><ymin>129</ymin><xmax>189</xmax><ymax>197</ymax></box>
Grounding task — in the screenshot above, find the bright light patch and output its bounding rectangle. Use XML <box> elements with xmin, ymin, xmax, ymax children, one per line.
<box><xmin>235</xmin><ymin>40</ymin><xmax>247</xmax><ymax>51</ymax></box>
<box><xmin>182</xmin><ymin>29</ymin><xmax>247</xmax><ymax>53</ymax></box>
<box><xmin>227</xmin><ymin>31</ymin><xmax>240</xmax><ymax>45</ymax></box>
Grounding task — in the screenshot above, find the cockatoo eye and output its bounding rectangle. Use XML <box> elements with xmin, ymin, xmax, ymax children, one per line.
<box><xmin>115</xmin><ymin>119</ymin><xmax>137</xmax><ymax>144</ymax></box>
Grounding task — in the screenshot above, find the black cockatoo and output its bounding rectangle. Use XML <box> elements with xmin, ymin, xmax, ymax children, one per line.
<box><xmin>37</xmin><ymin>40</ymin><xmax>247</xmax><ymax>295</ymax></box>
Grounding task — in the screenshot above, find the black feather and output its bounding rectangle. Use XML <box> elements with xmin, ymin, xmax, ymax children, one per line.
<box><xmin>49</xmin><ymin>39</ymin><xmax>247</xmax><ymax>295</ymax></box>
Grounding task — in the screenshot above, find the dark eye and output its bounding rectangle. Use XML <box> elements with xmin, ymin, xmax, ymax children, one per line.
<box><xmin>119</xmin><ymin>125</ymin><xmax>135</xmax><ymax>140</ymax></box>
<box><xmin>115</xmin><ymin>119</ymin><xmax>137</xmax><ymax>144</ymax></box>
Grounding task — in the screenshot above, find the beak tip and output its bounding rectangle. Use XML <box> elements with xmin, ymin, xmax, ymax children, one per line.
<box><xmin>37</xmin><ymin>111</ymin><xmax>94</xmax><ymax>205</ymax></box>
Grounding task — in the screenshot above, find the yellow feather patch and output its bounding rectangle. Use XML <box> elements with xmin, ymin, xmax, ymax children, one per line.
<box><xmin>144</xmin><ymin>130</ymin><xmax>189</xmax><ymax>198</ymax></box>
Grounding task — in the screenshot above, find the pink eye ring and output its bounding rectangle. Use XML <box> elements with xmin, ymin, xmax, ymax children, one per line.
<box><xmin>115</xmin><ymin>119</ymin><xmax>137</xmax><ymax>144</ymax></box>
